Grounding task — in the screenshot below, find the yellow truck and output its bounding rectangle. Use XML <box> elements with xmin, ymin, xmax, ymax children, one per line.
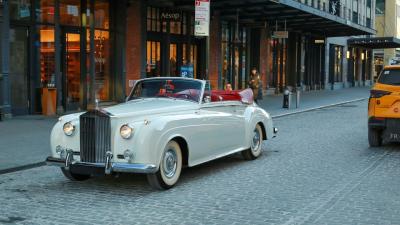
<box><xmin>368</xmin><ymin>65</ymin><xmax>400</xmax><ymax>147</ymax></box>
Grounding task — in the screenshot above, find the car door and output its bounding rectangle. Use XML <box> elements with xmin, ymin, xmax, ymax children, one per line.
<box><xmin>194</xmin><ymin>102</ymin><xmax>245</xmax><ymax>161</ymax></box>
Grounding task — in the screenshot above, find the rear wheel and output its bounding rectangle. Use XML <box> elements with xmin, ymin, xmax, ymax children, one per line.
<box><xmin>147</xmin><ymin>140</ymin><xmax>183</xmax><ymax>190</ymax></box>
<box><xmin>242</xmin><ymin>124</ymin><xmax>263</xmax><ymax>160</ymax></box>
<box><xmin>61</xmin><ymin>168</ymin><xmax>91</xmax><ymax>181</ymax></box>
<box><xmin>368</xmin><ymin>128</ymin><xmax>383</xmax><ymax>147</ymax></box>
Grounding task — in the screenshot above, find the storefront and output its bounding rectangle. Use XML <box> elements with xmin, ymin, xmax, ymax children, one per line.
<box><xmin>2</xmin><ymin>0</ymin><xmax>126</xmax><ymax>116</ymax></box>
<box><xmin>348</xmin><ymin>37</ymin><xmax>399</xmax><ymax>87</ymax></box>
<box><xmin>145</xmin><ymin>6</ymin><xmax>204</xmax><ymax>79</ymax></box>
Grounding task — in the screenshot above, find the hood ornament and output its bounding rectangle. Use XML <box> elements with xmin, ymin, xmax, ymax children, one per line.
<box><xmin>95</xmin><ymin>98</ymin><xmax>100</xmax><ymax>110</ymax></box>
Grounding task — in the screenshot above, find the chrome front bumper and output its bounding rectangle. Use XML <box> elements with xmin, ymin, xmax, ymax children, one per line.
<box><xmin>46</xmin><ymin>156</ymin><xmax>157</xmax><ymax>175</ymax></box>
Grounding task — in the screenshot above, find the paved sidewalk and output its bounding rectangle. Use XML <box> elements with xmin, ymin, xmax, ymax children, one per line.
<box><xmin>257</xmin><ymin>86</ymin><xmax>370</xmax><ymax>116</ymax></box>
<box><xmin>0</xmin><ymin>86</ymin><xmax>370</xmax><ymax>172</ymax></box>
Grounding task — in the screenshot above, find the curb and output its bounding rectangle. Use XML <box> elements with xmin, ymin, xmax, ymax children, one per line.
<box><xmin>0</xmin><ymin>162</ymin><xmax>46</xmax><ymax>175</ymax></box>
<box><xmin>271</xmin><ymin>98</ymin><xmax>368</xmax><ymax>119</ymax></box>
<box><xmin>0</xmin><ymin>97</ymin><xmax>368</xmax><ymax>175</ymax></box>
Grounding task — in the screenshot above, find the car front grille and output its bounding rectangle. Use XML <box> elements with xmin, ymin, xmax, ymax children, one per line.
<box><xmin>80</xmin><ymin>110</ymin><xmax>111</xmax><ymax>163</ymax></box>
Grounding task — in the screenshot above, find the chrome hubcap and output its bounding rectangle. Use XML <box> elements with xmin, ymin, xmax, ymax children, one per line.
<box><xmin>163</xmin><ymin>149</ymin><xmax>177</xmax><ymax>178</ymax></box>
<box><xmin>251</xmin><ymin>129</ymin><xmax>261</xmax><ymax>151</ymax></box>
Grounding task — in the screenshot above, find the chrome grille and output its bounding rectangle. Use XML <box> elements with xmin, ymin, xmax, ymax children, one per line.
<box><xmin>80</xmin><ymin>110</ymin><xmax>111</xmax><ymax>163</ymax></box>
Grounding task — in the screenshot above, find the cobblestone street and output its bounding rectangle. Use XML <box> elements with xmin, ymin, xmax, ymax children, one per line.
<box><xmin>1</xmin><ymin>99</ymin><xmax>400</xmax><ymax>225</ymax></box>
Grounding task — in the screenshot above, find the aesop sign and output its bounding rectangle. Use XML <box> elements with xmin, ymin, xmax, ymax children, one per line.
<box><xmin>160</xmin><ymin>10</ymin><xmax>181</xmax><ymax>22</ymax></box>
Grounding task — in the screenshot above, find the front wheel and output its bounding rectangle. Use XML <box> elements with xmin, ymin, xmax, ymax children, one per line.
<box><xmin>368</xmin><ymin>128</ymin><xmax>383</xmax><ymax>147</ymax></box>
<box><xmin>147</xmin><ymin>140</ymin><xmax>183</xmax><ymax>190</ymax></box>
<box><xmin>61</xmin><ymin>168</ymin><xmax>91</xmax><ymax>181</ymax></box>
<box><xmin>242</xmin><ymin>124</ymin><xmax>263</xmax><ymax>160</ymax></box>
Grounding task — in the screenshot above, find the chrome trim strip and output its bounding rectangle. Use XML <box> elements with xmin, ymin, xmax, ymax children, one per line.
<box><xmin>45</xmin><ymin>157</ymin><xmax>157</xmax><ymax>174</ymax></box>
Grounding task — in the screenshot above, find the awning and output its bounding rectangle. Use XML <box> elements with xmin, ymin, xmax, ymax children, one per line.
<box><xmin>348</xmin><ymin>37</ymin><xmax>400</xmax><ymax>49</ymax></box>
<box><xmin>149</xmin><ymin>0</ymin><xmax>376</xmax><ymax>37</ymax></box>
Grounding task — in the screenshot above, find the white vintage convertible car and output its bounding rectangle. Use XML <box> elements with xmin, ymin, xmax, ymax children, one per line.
<box><xmin>46</xmin><ymin>77</ymin><xmax>277</xmax><ymax>190</ymax></box>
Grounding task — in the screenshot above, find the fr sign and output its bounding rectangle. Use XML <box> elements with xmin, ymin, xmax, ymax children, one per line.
<box><xmin>195</xmin><ymin>0</ymin><xmax>210</xmax><ymax>37</ymax></box>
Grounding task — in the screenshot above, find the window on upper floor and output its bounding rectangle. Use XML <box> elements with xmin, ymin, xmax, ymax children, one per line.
<box><xmin>376</xmin><ymin>0</ymin><xmax>385</xmax><ymax>15</ymax></box>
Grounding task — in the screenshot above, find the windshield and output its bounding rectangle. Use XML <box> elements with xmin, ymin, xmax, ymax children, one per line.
<box><xmin>378</xmin><ymin>69</ymin><xmax>400</xmax><ymax>85</ymax></box>
<box><xmin>128</xmin><ymin>78</ymin><xmax>203</xmax><ymax>103</ymax></box>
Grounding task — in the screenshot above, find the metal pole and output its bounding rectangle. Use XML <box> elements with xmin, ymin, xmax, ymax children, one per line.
<box><xmin>89</xmin><ymin>0</ymin><xmax>96</xmax><ymax>109</ymax></box>
<box><xmin>206</xmin><ymin>36</ymin><xmax>210</xmax><ymax>80</ymax></box>
<box><xmin>55</xmin><ymin>0</ymin><xmax>63</xmax><ymax>113</ymax></box>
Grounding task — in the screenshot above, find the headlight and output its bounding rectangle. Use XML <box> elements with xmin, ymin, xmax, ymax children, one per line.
<box><xmin>120</xmin><ymin>124</ymin><xmax>133</xmax><ymax>139</ymax></box>
<box><xmin>63</xmin><ymin>122</ymin><xmax>75</xmax><ymax>136</ymax></box>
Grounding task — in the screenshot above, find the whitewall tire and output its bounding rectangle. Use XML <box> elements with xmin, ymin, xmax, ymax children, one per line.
<box><xmin>147</xmin><ymin>140</ymin><xmax>183</xmax><ymax>190</ymax></box>
<box><xmin>242</xmin><ymin>124</ymin><xmax>263</xmax><ymax>160</ymax></box>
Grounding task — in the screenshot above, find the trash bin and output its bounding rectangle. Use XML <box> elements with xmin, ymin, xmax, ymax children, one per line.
<box><xmin>282</xmin><ymin>88</ymin><xmax>292</xmax><ymax>109</ymax></box>
<box><xmin>41</xmin><ymin>88</ymin><xmax>57</xmax><ymax>116</ymax></box>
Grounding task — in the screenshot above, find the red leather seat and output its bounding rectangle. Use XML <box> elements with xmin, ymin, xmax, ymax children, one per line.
<box><xmin>211</xmin><ymin>90</ymin><xmax>242</xmax><ymax>102</ymax></box>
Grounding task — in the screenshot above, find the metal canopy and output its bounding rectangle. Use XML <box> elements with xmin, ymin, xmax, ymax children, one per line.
<box><xmin>348</xmin><ymin>37</ymin><xmax>400</xmax><ymax>49</ymax></box>
<box><xmin>147</xmin><ymin>0</ymin><xmax>376</xmax><ymax>37</ymax></box>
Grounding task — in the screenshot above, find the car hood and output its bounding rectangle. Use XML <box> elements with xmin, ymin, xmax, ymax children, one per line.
<box><xmin>103</xmin><ymin>98</ymin><xmax>197</xmax><ymax>118</ymax></box>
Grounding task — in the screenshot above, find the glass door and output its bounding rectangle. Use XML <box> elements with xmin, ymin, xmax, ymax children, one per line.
<box><xmin>169</xmin><ymin>43</ymin><xmax>178</xmax><ymax>76</ymax></box>
<box><xmin>9</xmin><ymin>27</ymin><xmax>29</xmax><ymax>115</ymax></box>
<box><xmin>62</xmin><ymin>31</ymin><xmax>81</xmax><ymax>111</ymax></box>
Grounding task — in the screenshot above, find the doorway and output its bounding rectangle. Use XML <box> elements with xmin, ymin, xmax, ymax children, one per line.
<box><xmin>62</xmin><ymin>29</ymin><xmax>81</xmax><ymax>111</ymax></box>
<box><xmin>9</xmin><ymin>27</ymin><xmax>29</xmax><ymax>115</ymax></box>
<box><xmin>169</xmin><ymin>42</ymin><xmax>198</xmax><ymax>78</ymax></box>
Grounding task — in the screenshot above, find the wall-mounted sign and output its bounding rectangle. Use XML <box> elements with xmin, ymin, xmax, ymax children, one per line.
<box><xmin>181</xmin><ymin>64</ymin><xmax>194</xmax><ymax>78</ymax></box>
<box><xmin>160</xmin><ymin>10</ymin><xmax>181</xmax><ymax>22</ymax></box>
<box><xmin>314</xmin><ymin>39</ymin><xmax>325</xmax><ymax>44</ymax></box>
<box><xmin>272</xmin><ymin>31</ymin><xmax>288</xmax><ymax>39</ymax></box>
<box><xmin>195</xmin><ymin>0</ymin><xmax>210</xmax><ymax>37</ymax></box>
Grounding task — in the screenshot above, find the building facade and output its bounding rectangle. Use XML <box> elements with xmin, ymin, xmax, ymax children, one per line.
<box><xmin>325</xmin><ymin>0</ymin><xmax>375</xmax><ymax>89</ymax></box>
<box><xmin>373</xmin><ymin>0</ymin><xmax>400</xmax><ymax>77</ymax></box>
<box><xmin>0</xmin><ymin>0</ymin><xmax>375</xmax><ymax>118</ymax></box>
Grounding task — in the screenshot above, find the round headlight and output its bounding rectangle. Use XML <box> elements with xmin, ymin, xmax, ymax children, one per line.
<box><xmin>120</xmin><ymin>124</ymin><xmax>133</xmax><ymax>139</ymax></box>
<box><xmin>63</xmin><ymin>122</ymin><xmax>75</xmax><ymax>136</ymax></box>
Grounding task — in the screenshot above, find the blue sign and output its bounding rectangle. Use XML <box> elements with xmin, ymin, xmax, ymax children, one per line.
<box><xmin>181</xmin><ymin>64</ymin><xmax>194</xmax><ymax>78</ymax></box>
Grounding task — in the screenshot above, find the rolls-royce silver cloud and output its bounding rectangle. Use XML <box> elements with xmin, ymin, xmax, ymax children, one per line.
<box><xmin>46</xmin><ymin>77</ymin><xmax>277</xmax><ymax>190</ymax></box>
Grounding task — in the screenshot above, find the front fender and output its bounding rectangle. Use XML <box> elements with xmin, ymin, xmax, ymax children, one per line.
<box><xmin>116</xmin><ymin>113</ymin><xmax>194</xmax><ymax>170</ymax></box>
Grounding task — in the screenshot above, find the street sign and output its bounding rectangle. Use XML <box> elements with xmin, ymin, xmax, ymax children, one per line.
<box><xmin>272</xmin><ymin>31</ymin><xmax>288</xmax><ymax>39</ymax></box>
<box><xmin>195</xmin><ymin>0</ymin><xmax>210</xmax><ymax>37</ymax></box>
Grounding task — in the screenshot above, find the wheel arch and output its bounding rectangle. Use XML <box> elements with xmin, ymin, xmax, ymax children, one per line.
<box><xmin>171</xmin><ymin>136</ymin><xmax>189</xmax><ymax>167</ymax></box>
<box><xmin>257</xmin><ymin>121</ymin><xmax>267</xmax><ymax>140</ymax></box>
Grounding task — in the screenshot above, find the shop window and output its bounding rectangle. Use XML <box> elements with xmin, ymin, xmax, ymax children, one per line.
<box><xmin>39</xmin><ymin>26</ymin><xmax>56</xmax><ymax>87</ymax></box>
<box><xmin>95</xmin><ymin>0</ymin><xmax>109</xmax><ymax>29</ymax></box>
<box><xmin>9</xmin><ymin>0</ymin><xmax>31</xmax><ymax>21</ymax></box>
<box><xmin>94</xmin><ymin>30</ymin><xmax>110</xmax><ymax>101</ymax></box>
<box><xmin>221</xmin><ymin>23</ymin><xmax>231</xmax><ymax>88</ymax></box>
<box><xmin>334</xmin><ymin>46</ymin><xmax>343</xmax><ymax>82</ymax></box>
<box><xmin>170</xmin><ymin>21</ymin><xmax>181</xmax><ymax>34</ymax></box>
<box><xmin>170</xmin><ymin>43</ymin><xmax>177</xmax><ymax>76</ymax></box>
<box><xmin>146</xmin><ymin>41</ymin><xmax>161</xmax><ymax>77</ymax></box>
<box><xmin>147</xmin><ymin>7</ymin><xmax>160</xmax><ymax>32</ymax></box>
<box><xmin>36</xmin><ymin>0</ymin><xmax>55</xmax><ymax>24</ymax></box>
<box><xmin>60</xmin><ymin>0</ymin><xmax>81</xmax><ymax>26</ymax></box>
